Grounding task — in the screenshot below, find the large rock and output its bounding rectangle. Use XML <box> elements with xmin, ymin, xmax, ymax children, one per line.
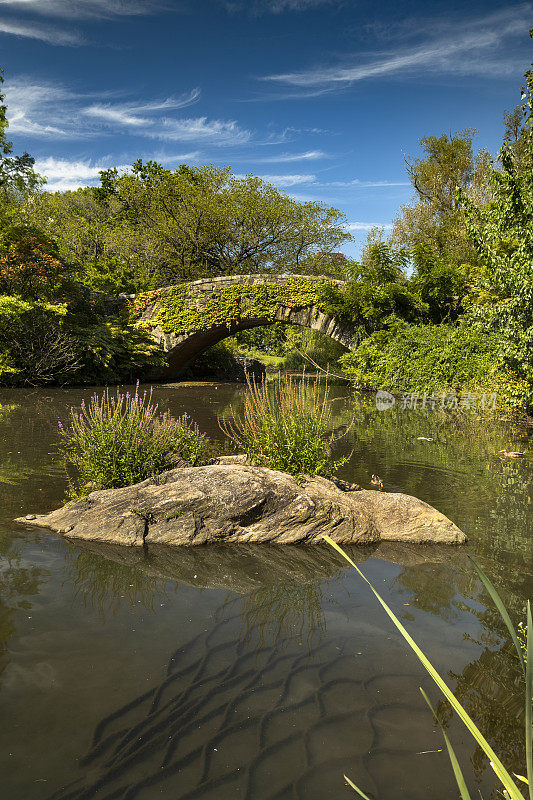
<box><xmin>17</xmin><ymin>460</ymin><xmax>466</xmax><ymax>547</ymax></box>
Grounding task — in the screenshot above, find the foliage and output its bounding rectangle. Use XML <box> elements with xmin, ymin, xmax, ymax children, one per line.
<box><xmin>60</xmin><ymin>384</ymin><xmax>208</xmax><ymax>496</ymax></box>
<box><xmin>340</xmin><ymin>322</ymin><xmax>511</xmax><ymax>395</ymax></box>
<box><xmin>0</xmin><ymin>225</ymin><xmax>67</xmax><ymax>298</ymax></box>
<box><xmin>391</xmin><ymin>129</ymin><xmax>492</xmax><ymax>268</ymax></box>
<box><xmin>282</xmin><ymin>327</ymin><xmax>346</xmax><ymax>371</ymax></box>
<box><xmin>72</xmin><ymin>319</ymin><xmax>166</xmax><ymax>385</ymax></box>
<box><xmin>325</xmin><ymin>538</ymin><xmax>532</xmax><ymax>800</ymax></box>
<box><xmin>23</xmin><ymin>187</ymin><xmax>159</xmax><ymax>294</ymax></box>
<box><xmin>410</xmin><ymin>243</ymin><xmax>471</xmax><ymax>323</ymax></box>
<box><xmin>0</xmin><ymin>71</ymin><xmax>42</xmax><ymax>197</ymax></box>
<box><xmin>318</xmin><ymin>241</ymin><xmax>427</xmax><ymax>339</ymax></box>
<box><xmin>459</xmin><ymin>30</ymin><xmax>533</xmax><ymax>410</ymax></box>
<box><xmin>0</xmin><ymin>295</ymin><xmax>80</xmax><ymax>385</ymax></box>
<box><xmin>133</xmin><ymin>278</ymin><xmax>327</xmax><ymax>334</ymax></box>
<box><xmin>98</xmin><ymin>161</ymin><xmax>351</xmax><ymax>283</ymax></box>
<box><xmin>220</xmin><ymin>373</ymin><xmax>347</xmax><ymax>478</ymax></box>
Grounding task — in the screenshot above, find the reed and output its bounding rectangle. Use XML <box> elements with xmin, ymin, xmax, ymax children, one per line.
<box><xmin>324</xmin><ymin>536</ymin><xmax>532</xmax><ymax>800</ymax></box>
<box><xmin>220</xmin><ymin>373</ymin><xmax>347</xmax><ymax>478</ymax></box>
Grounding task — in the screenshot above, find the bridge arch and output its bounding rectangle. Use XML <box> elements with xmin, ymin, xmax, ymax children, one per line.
<box><xmin>132</xmin><ymin>274</ymin><xmax>355</xmax><ymax>378</ymax></box>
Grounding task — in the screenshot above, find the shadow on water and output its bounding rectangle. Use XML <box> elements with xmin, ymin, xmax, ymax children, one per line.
<box><xmin>0</xmin><ymin>384</ymin><xmax>532</xmax><ymax>800</ymax></box>
<box><xmin>47</xmin><ymin>542</ymin><xmax>481</xmax><ymax>800</ymax></box>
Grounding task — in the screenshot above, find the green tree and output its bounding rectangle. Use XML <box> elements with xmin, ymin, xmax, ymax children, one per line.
<box><xmin>319</xmin><ymin>239</ymin><xmax>427</xmax><ymax>342</ymax></box>
<box><xmin>24</xmin><ymin>187</ymin><xmax>159</xmax><ymax>293</ymax></box>
<box><xmin>109</xmin><ymin>161</ymin><xmax>350</xmax><ymax>283</ymax></box>
<box><xmin>391</xmin><ymin>130</ymin><xmax>492</xmax><ymax>268</ymax></box>
<box><xmin>460</xmin><ymin>29</ymin><xmax>533</xmax><ymax>408</ymax></box>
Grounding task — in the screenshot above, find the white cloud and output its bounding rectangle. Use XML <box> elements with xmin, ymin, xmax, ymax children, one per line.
<box><xmin>0</xmin><ymin>0</ymin><xmax>162</xmax><ymax>19</ymax></box>
<box><xmin>257</xmin><ymin>173</ymin><xmax>316</xmax><ymax>186</ymax></box>
<box><xmin>222</xmin><ymin>0</ymin><xmax>338</xmax><ymax>13</ymax></box>
<box><xmin>4</xmin><ymin>78</ymin><xmax>83</xmax><ymax>137</ymax></box>
<box><xmin>34</xmin><ymin>153</ymin><xmax>200</xmax><ymax>190</ymax></box>
<box><xmin>82</xmin><ymin>90</ymin><xmax>201</xmax><ymax>127</ymax></box>
<box><xmin>251</xmin><ymin>149</ymin><xmax>327</xmax><ymax>163</ymax></box>
<box><xmin>328</xmin><ymin>178</ymin><xmax>409</xmax><ymax>188</ymax></box>
<box><xmin>262</xmin><ymin>5</ymin><xmax>532</xmax><ymax>91</ymax></box>
<box><xmin>0</xmin><ymin>17</ymin><xmax>80</xmax><ymax>43</ymax></box>
<box><xmin>4</xmin><ymin>77</ymin><xmax>250</xmax><ymax>146</ymax></box>
<box><xmin>152</xmin><ymin>117</ymin><xmax>251</xmax><ymax>145</ymax></box>
<box><xmin>33</xmin><ymin>156</ymin><xmax>113</xmax><ymax>190</ymax></box>
<box><xmin>345</xmin><ymin>222</ymin><xmax>393</xmax><ymax>231</ymax></box>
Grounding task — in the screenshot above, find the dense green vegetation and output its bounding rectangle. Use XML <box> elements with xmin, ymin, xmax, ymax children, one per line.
<box><xmin>59</xmin><ymin>384</ymin><xmax>208</xmax><ymax>497</ymax></box>
<box><xmin>220</xmin><ymin>373</ymin><xmax>347</xmax><ymax>478</ymax></box>
<box><xmin>1</xmin><ymin>33</ymin><xmax>533</xmax><ymax>410</ymax></box>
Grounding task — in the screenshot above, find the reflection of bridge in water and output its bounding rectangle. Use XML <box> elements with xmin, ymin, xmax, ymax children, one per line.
<box><xmin>50</xmin><ymin>544</ymin><xmax>470</xmax><ymax>800</ymax></box>
<box><xmin>134</xmin><ymin>274</ymin><xmax>357</xmax><ymax>378</ymax></box>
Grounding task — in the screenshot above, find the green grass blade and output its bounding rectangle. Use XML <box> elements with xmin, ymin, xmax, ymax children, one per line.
<box><xmin>420</xmin><ymin>688</ymin><xmax>473</xmax><ymax>800</ymax></box>
<box><xmin>468</xmin><ymin>556</ymin><xmax>526</xmax><ymax>677</ymax></box>
<box><xmin>323</xmin><ymin>535</ymin><xmax>525</xmax><ymax>800</ymax></box>
<box><xmin>526</xmin><ymin>601</ymin><xmax>532</xmax><ymax>800</ymax></box>
<box><xmin>343</xmin><ymin>774</ymin><xmax>375</xmax><ymax>799</ymax></box>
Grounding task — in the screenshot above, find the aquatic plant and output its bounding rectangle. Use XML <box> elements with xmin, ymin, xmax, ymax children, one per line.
<box><xmin>59</xmin><ymin>382</ymin><xmax>207</xmax><ymax>496</ymax></box>
<box><xmin>324</xmin><ymin>535</ymin><xmax>532</xmax><ymax>800</ymax></box>
<box><xmin>220</xmin><ymin>372</ymin><xmax>347</xmax><ymax>478</ymax></box>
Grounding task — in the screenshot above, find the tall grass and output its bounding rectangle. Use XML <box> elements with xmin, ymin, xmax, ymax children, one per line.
<box><xmin>324</xmin><ymin>535</ymin><xmax>532</xmax><ymax>800</ymax></box>
<box><xmin>59</xmin><ymin>382</ymin><xmax>207</xmax><ymax>496</ymax></box>
<box><xmin>220</xmin><ymin>373</ymin><xmax>347</xmax><ymax>478</ymax></box>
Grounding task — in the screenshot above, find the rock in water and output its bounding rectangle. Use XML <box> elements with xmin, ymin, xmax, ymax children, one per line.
<box><xmin>16</xmin><ymin>462</ymin><xmax>466</xmax><ymax>547</ymax></box>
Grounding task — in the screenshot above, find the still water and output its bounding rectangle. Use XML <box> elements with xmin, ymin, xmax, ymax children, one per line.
<box><xmin>0</xmin><ymin>382</ymin><xmax>531</xmax><ymax>800</ymax></box>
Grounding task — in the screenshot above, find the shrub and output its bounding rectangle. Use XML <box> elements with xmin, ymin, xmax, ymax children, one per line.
<box><xmin>73</xmin><ymin>320</ymin><xmax>167</xmax><ymax>385</ymax></box>
<box><xmin>220</xmin><ymin>373</ymin><xmax>347</xmax><ymax>478</ymax></box>
<box><xmin>0</xmin><ymin>295</ymin><xmax>80</xmax><ymax>385</ymax></box>
<box><xmin>59</xmin><ymin>384</ymin><xmax>208</xmax><ymax>496</ymax></box>
<box><xmin>0</xmin><ymin>225</ymin><xmax>68</xmax><ymax>299</ymax></box>
<box><xmin>341</xmin><ymin>322</ymin><xmax>510</xmax><ymax>395</ymax></box>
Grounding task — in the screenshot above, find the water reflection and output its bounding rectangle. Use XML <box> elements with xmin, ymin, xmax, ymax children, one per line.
<box><xmin>0</xmin><ymin>531</ymin><xmax>49</xmax><ymax>685</ymax></box>
<box><xmin>0</xmin><ymin>383</ymin><xmax>532</xmax><ymax>800</ymax></box>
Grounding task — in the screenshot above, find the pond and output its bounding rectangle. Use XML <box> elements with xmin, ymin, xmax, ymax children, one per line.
<box><xmin>0</xmin><ymin>382</ymin><xmax>531</xmax><ymax>800</ymax></box>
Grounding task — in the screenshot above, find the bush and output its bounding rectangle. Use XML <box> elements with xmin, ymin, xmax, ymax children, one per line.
<box><xmin>220</xmin><ymin>373</ymin><xmax>347</xmax><ymax>477</ymax></box>
<box><xmin>73</xmin><ymin>319</ymin><xmax>167</xmax><ymax>385</ymax></box>
<box><xmin>0</xmin><ymin>225</ymin><xmax>68</xmax><ymax>299</ymax></box>
<box><xmin>60</xmin><ymin>384</ymin><xmax>208</xmax><ymax>496</ymax></box>
<box><xmin>340</xmin><ymin>322</ymin><xmax>510</xmax><ymax>395</ymax></box>
<box><xmin>0</xmin><ymin>295</ymin><xmax>81</xmax><ymax>385</ymax></box>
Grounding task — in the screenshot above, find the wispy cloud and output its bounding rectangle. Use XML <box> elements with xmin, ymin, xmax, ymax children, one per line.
<box><xmin>221</xmin><ymin>0</ymin><xmax>338</xmax><ymax>14</ymax></box>
<box><xmin>250</xmin><ymin>149</ymin><xmax>327</xmax><ymax>163</ymax></box>
<box><xmin>4</xmin><ymin>78</ymin><xmax>251</xmax><ymax>146</ymax></box>
<box><xmin>261</xmin><ymin>5</ymin><xmax>532</xmax><ymax>93</ymax></box>
<box><xmin>4</xmin><ymin>78</ymin><xmax>84</xmax><ymax>137</ymax></box>
<box><xmin>150</xmin><ymin>117</ymin><xmax>251</xmax><ymax>144</ymax></box>
<box><xmin>0</xmin><ymin>0</ymin><xmax>163</xmax><ymax>19</ymax></box>
<box><xmin>0</xmin><ymin>17</ymin><xmax>80</xmax><ymax>43</ymax></box>
<box><xmin>257</xmin><ymin>173</ymin><xmax>316</xmax><ymax>186</ymax></box>
<box><xmin>328</xmin><ymin>178</ymin><xmax>409</xmax><ymax>188</ymax></box>
<box><xmin>83</xmin><ymin>90</ymin><xmax>201</xmax><ymax>127</ymax></box>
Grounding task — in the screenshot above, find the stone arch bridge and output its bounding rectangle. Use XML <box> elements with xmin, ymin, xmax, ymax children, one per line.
<box><xmin>132</xmin><ymin>274</ymin><xmax>355</xmax><ymax>378</ymax></box>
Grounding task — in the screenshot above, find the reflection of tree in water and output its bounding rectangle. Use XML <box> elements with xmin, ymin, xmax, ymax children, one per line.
<box><xmin>0</xmin><ymin>531</ymin><xmax>49</xmax><ymax>683</ymax></box>
<box><xmin>435</xmin><ymin>631</ymin><xmax>525</xmax><ymax>794</ymax></box>
<box><xmin>66</xmin><ymin>546</ymin><xmax>170</xmax><ymax>619</ymax></box>
<box><xmin>223</xmin><ymin>579</ymin><xmax>326</xmax><ymax>651</ymax></box>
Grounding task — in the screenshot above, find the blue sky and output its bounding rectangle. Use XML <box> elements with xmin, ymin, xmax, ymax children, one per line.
<box><xmin>0</xmin><ymin>0</ymin><xmax>531</xmax><ymax>254</ymax></box>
